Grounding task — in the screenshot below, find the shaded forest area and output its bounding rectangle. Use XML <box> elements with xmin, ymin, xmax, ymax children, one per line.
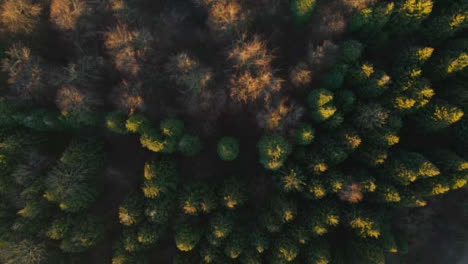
<box><xmin>0</xmin><ymin>0</ymin><xmax>467</xmax><ymax>263</ymax></box>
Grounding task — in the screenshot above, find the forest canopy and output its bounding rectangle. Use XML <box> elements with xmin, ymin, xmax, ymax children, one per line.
<box><xmin>0</xmin><ymin>0</ymin><xmax>467</xmax><ymax>263</ymax></box>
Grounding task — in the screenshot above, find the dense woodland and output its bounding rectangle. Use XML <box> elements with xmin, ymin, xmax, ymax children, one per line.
<box><xmin>0</xmin><ymin>0</ymin><xmax>467</xmax><ymax>263</ymax></box>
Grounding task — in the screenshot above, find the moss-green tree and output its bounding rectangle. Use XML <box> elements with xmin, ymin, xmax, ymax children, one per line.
<box><xmin>217</xmin><ymin>137</ymin><xmax>239</xmax><ymax>161</ymax></box>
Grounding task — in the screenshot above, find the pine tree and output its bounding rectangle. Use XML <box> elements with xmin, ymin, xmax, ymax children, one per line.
<box><xmin>217</xmin><ymin>137</ymin><xmax>240</xmax><ymax>161</ymax></box>
<box><xmin>257</xmin><ymin>135</ymin><xmax>292</xmax><ymax>170</ymax></box>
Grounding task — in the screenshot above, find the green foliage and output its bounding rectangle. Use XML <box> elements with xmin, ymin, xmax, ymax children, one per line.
<box><xmin>385</xmin><ymin>151</ymin><xmax>440</xmax><ymax>186</ymax></box>
<box><xmin>417</xmin><ymin>101</ymin><xmax>464</xmax><ymax>132</ymax></box>
<box><xmin>391</xmin><ymin>0</ymin><xmax>434</xmax><ymax>34</ymax></box>
<box><xmin>136</xmin><ymin>223</ymin><xmax>164</xmax><ymax>246</ymax></box>
<box><xmin>257</xmin><ymin>135</ymin><xmax>292</xmax><ymax>170</ymax></box>
<box><xmin>423</xmin><ymin>1</ymin><xmax>468</xmax><ymax>42</ymax></box>
<box><xmin>221</xmin><ymin>177</ymin><xmax>247</xmax><ymax>210</ymax></box>
<box><xmin>321</xmin><ymin>64</ymin><xmax>348</xmax><ymax>91</ymax></box>
<box><xmin>347</xmin><ymin>209</ymin><xmax>381</xmax><ymax>239</ymax></box>
<box><xmin>295</xmin><ymin>124</ymin><xmax>314</xmax><ymax>146</ymax></box>
<box><xmin>45</xmin><ymin>139</ymin><xmax>106</xmax><ymax>212</ymax></box>
<box><xmin>307</xmin><ymin>89</ymin><xmax>337</xmax><ymax>123</ymax></box>
<box><xmin>180</xmin><ymin>183</ymin><xmax>217</xmax><ymax>215</ymax></box>
<box><xmin>340</xmin><ymin>40</ymin><xmax>363</xmax><ymax>63</ymax></box>
<box><xmin>139</xmin><ymin>129</ymin><xmax>165</xmax><ymax>153</ymax></box>
<box><xmin>142</xmin><ymin>156</ymin><xmax>178</xmax><ymax>199</ymax></box>
<box><xmin>119</xmin><ymin>193</ymin><xmax>144</xmax><ymax>226</ymax></box>
<box><xmin>250</xmin><ymin>230</ymin><xmax>269</xmax><ymax>254</ymax></box>
<box><xmin>179</xmin><ymin>134</ymin><xmax>202</xmax><ymax>156</ymax></box>
<box><xmin>126</xmin><ymin>114</ymin><xmax>151</xmax><ymax>134</ymax></box>
<box><xmin>106</xmin><ymin>111</ymin><xmax>129</xmax><ymax>134</ymax></box>
<box><xmin>0</xmin><ymin>240</ymin><xmax>48</xmax><ymax>264</ymax></box>
<box><xmin>291</xmin><ymin>0</ymin><xmax>316</xmax><ymax>23</ymax></box>
<box><xmin>207</xmin><ymin>213</ymin><xmax>235</xmax><ymax>246</ymax></box>
<box><xmin>273</xmin><ymin>237</ymin><xmax>299</xmax><ymax>262</ymax></box>
<box><xmin>349</xmin><ymin>2</ymin><xmax>395</xmax><ymax>37</ymax></box>
<box><xmin>160</xmin><ymin>119</ymin><xmax>184</xmax><ymax>138</ymax></box>
<box><xmin>431</xmin><ymin>50</ymin><xmax>468</xmax><ymax>81</ymax></box>
<box><xmin>144</xmin><ymin>195</ymin><xmax>175</xmax><ymax>224</ymax></box>
<box><xmin>347</xmin><ymin>239</ymin><xmax>385</xmax><ymax>264</ymax></box>
<box><xmin>274</xmin><ymin>164</ymin><xmax>306</xmax><ymax>193</ymax></box>
<box><xmin>305</xmin><ymin>239</ymin><xmax>330</xmax><ymax>264</ymax></box>
<box><xmin>175</xmin><ymin>221</ymin><xmax>202</xmax><ymax>252</ymax></box>
<box><xmin>224</xmin><ymin>231</ymin><xmax>245</xmax><ymax>259</ymax></box>
<box><xmin>48</xmin><ymin>215</ymin><xmax>104</xmax><ymax>253</ymax></box>
<box><xmin>217</xmin><ymin>137</ymin><xmax>239</xmax><ymax>161</ymax></box>
<box><xmin>335</xmin><ymin>89</ymin><xmax>356</xmax><ymax>113</ymax></box>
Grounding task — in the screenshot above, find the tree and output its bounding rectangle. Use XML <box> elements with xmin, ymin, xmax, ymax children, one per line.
<box><xmin>295</xmin><ymin>124</ymin><xmax>314</xmax><ymax>146</ymax></box>
<box><xmin>273</xmin><ymin>164</ymin><xmax>306</xmax><ymax>193</ymax></box>
<box><xmin>179</xmin><ymin>134</ymin><xmax>202</xmax><ymax>156</ymax></box>
<box><xmin>217</xmin><ymin>137</ymin><xmax>239</xmax><ymax>161</ymax></box>
<box><xmin>249</xmin><ymin>230</ymin><xmax>269</xmax><ymax>254</ymax></box>
<box><xmin>346</xmin><ymin>209</ymin><xmax>381</xmax><ymax>239</ymax></box>
<box><xmin>393</xmin><ymin>46</ymin><xmax>434</xmax><ymax>82</ymax></box>
<box><xmin>391</xmin><ymin>0</ymin><xmax>434</xmax><ymax>34</ymax></box>
<box><xmin>200</xmin><ymin>244</ymin><xmax>222</xmax><ymax>264</ymax></box>
<box><xmin>416</xmin><ymin>101</ymin><xmax>464</xmax><ymax>132</ymax></box>
<box><xmin>291</xmin><ymin>0</ymin><xmax>316</xmax><ymax>23</ymax></box>
<box><xmin>106</xmin><ymin>112</ymin><xmax>129</xmax><ymax>134</ymax></box>
<box><xmin>48</xmin><ymin>215</ymin><xmax>104</xmax><ymax>253</ymax></box>
<box><xmin>207</xmin><ymin>213</ymin><xmax>235</xmax><ymax>246</ymax></box>
<box><xmin>142</xmin><ymin>156</ymin><xmax>178</xmax><ymax>199</ymax></box>
<box><xmin>430</xmin><ymin>50</ymin><xmax>467</xmax><ymax>81</ymax></box>
<box><xmin>140</xmin><ymin>129</ymin><xmax>166</xmax><ymax>153</ymax></box>
<box><xmin>220</xmin><ymin>177</ymin><xmax>247</xmax><ymax>210</ymax></box>
<box><xmin>257</xmin><ymin>135</ymin><xmax>292</xmax><ymax>170</ymax></box>
<box><xmin>423</xmin><ymin>1</ymin><xmax>468</xmax><ymax>42</ymax></box>
<box><xmin>205</xmin><ymin>0</ymin><xmax>247</xmax><ymax>37</ymax></box>
<box><xmin>0</xmin><ymin>0</ymin><xmax>44</xmax><ymax>36</ymax></box>
<box><xmin>166</xmin><ymin>53</ymin><xmax>213</xmax><ymax>95</ymax></box>
<box><xmin>136</xmin><ymin>223</ymin><xmax>164</xmax><ymax>246</ymax></box>
<box><xmin>273</xmin><ymin>237</ymin><xmax>299</xmax><ymax>262</ymax></box>
<box><xmin>174</xmin><ymin>221</ymin><xmax>202</xmax><ymax>252</ymax></box>
<box><xmin>1</xmin><ymin>44</ymin><xmax>48</xmax><ymax>103</ymax></box>
<box><xmin>144</xmin><ymin>195</ymin><xmax>175</xmax><ymax>225</ymax></box>
<box><xmin>321</xmin><ymin>64</ymin><xmax>348</xmax><ymax>91</ymax></box>
<box><xmin>347</xmin><ymin>238</ymin><xmax>385</xmax><ymax>264</ymax></box>
<box><xmin>179</xmin><ymin>183</ymin><xmax>217</xmax><ymax>215</ymax></box>
<box><xmin>119</xmin><ymin>193</ymin><xmax>144</xmax><ymax>226</ymax></box>
<box><xmin>224</xmin><ymin>231</ymin><xmax>245</xmax><ymax>259</ymax></box>
<box><xmin>126</xmin><ymin>114</ymin><xmax>151</xmax><ymax>134</ymax></box>
<box><xmin>160</xmin><ymin>119</ymin><xmax>184</xmax><ymax>139</ymax></box>
<box><xmin>349</xmin><ymin>2</ymin><xmax>395</xmax><ymax>37</ymax></box>
<box><xmin>304</xmin><ymin>239</ymin><xmax>330</xmax><ymax>264</ymax></box>
<box><xmin>340</xmin><ymin>40</ymin><xmax>363</xmax><ymax>63</ymax></box>
<box><xmin>0</xmin><ymin>239</ymin><xmax>48</xmax><ymax>264</ymax></box>
<box><xmin>307</xmin><ymin>89</ymin><xmax>337</xmax><ymax>123</ymax></box>
<box><xmin>44</xmin><ymin>139</ymin><xmax>106</xmax><ymax>212</ymax></box>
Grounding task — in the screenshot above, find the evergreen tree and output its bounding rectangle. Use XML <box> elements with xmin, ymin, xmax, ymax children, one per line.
<box><xmin>217</xmin><ymin>137</ymin><xmax>240</xmax><ymax>161</ymax></box>
<box><xmin>257</xmin><ymin>135</ymin><xmax>292</xmax><ymax>170</ymax></box>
